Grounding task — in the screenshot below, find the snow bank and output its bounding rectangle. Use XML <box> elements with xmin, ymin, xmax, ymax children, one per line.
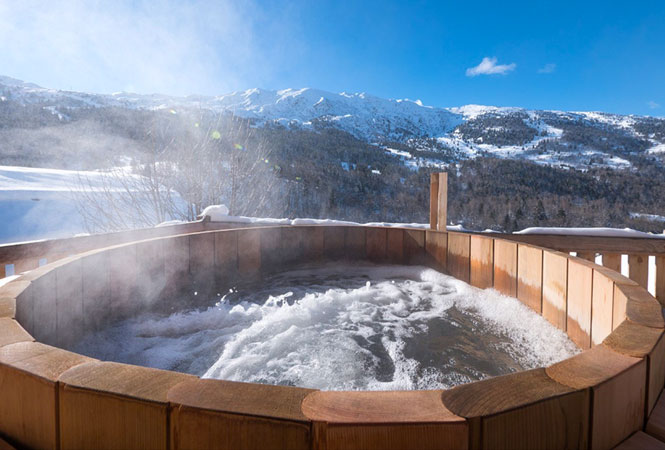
<box><xmin>200</xmin><ymin>204</ymin><xmax>432</xmax><ymax>229</ymax></box>
<box><xmin>515</xmin><ymin>226</ymin><xmax>665</xmax><ymax>239</ymax></box>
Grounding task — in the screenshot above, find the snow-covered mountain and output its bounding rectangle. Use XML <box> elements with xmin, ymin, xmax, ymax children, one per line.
<box><xmin>0</xmin><ymin>76</ymin><xmax>461</xmax><ymax>141</ymax></box>
<box><xmin>2</xmin><ymin>75</ymin><xmax>664</xmax><ymax>171</ymax></box>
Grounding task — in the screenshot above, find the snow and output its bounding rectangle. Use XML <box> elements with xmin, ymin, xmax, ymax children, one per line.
<box><xmin>515</xmin><ymin>226</ymin><xmax>665</xmax><ymax>239</ymax></box>
<box><xmin>155</xmin><ymin>220</ymin><xmax>189</xmax><ymax>228</ymax></box>
<box><xmin>3</xmin><ymin>76</ymin><xmax>664</xmax><ymax>174</ymax></box>
<box><xmin>200</xmin><ymin>204</ymin><xmax>434</xmax><ymax>229</ymax></box>
<box><xmin>648</xmin><ymin>143</ymin><xmax>665</xmax><ymax>154</ymax></box>
<box><xmin>448</xmin><ymin>104</ymin><xmax>522</xmax><ymax>120</ymax></box>
<box><xmin>630</xmin><ymin>212</ymin><xmax>665</xmax><ymax>222</ymax></box>
<box><xmin>0</xmin><ymin>165</ymin><xmax>181</xmax><ymax>244</ymax></box>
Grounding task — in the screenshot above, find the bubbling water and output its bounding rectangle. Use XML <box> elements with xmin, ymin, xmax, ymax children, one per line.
<box><xmin>75</xmin><ymin>263</ymin><xmax>579</xmax><ymax>390</ymax></box>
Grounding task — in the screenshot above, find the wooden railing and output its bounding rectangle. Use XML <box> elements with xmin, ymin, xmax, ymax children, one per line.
<box><xmin>425</xmin><ymin>171</ymin><xmax>665</xmax><ymax>306</ymax></box>
<box><xmin>479</xmin><ymin>232</ymin><xmax>665</xmax><ymax>306</ymax></box>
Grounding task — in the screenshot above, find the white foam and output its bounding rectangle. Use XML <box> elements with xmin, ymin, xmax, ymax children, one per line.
<box><xmin>75</xmin><ymin>264</ymin><xmax>579</xmax><ymax>390</ymax></box>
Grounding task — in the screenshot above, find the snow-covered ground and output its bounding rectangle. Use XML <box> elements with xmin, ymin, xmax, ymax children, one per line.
<box><xmin>0</xmin><ymin>165</ymin><xmax>168</xmax><ymax>243</ymax></box>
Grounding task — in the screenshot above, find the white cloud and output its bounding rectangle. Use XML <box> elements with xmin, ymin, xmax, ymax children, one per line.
<box><xmin>538</xmin><ymin>63</ymin><xmax>556</xmax><ymax>74</ymax></box>
<box><xmin>648</xmin><ymin>101</ymin><xmax>660</xmax><ymax>109</ymax></box>
<box><xmin>0</xmin><ymin>0</ymin><xmax>301</xmax><ymax>96</ymax></box>
<box><xmin>466</xmin><ymin>57</ymin><xmax>516</xmax><ymax>77</ymax></box>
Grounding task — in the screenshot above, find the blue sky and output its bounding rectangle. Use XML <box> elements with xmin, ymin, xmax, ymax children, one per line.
<box><xmin>0</xmin><ymin>0</ymin><xmax>663</xmax><ymax>115</ymax></box>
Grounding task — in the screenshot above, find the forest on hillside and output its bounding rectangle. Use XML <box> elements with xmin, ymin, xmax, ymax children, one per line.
<box><xmin>2</xmin><ymin>100</ymin><xmax>665</xmax><ymax>232</ymax></box>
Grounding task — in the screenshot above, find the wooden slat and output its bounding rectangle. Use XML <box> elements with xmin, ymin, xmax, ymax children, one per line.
<box><xmin>603</xmin><ymin>253</ymin><xmax>622</xmax><ymax>273</ymax></box>
<box><xmin>323</xmin><ymin>227</ymin><xmax>345</xmax><ymax>260</ymax></box>
<box><xmin>302</xmin><ymin>227</ymin><xmax>324</xmax><ymax>261</ymax></box>
<box><xmin>237</xmin><ymin>229</ymin><xmax>261</xmax><ymax>275</ymax></box>
<box><xmin>344</xmin><ymin>227</ymin><xmax>365</xmax><ymax>260</ymax></box>
<box><xmin>517</xmin><ymin>245</ymin><xmax>543</xmax><ymax>313</ymax></box>
<box><xmin>447</xmin><ymin>233</ymin><xmax>470</xmax><ymax>283</ymax></box>
<box><xmin>602</xmin><ymin>321</ymin><xmax>665</xmax><ymax>415</ymax></box>
<box><xmin>494</xmin><ymin>240</ymin><xmax>517</xmax><ymax>297</ymax></box>
<box><xmin>542</xmin><ymin>251</ymin><xmax>568</xmax><ymax>331</ymax></box>
<box><xmin>425</xmin><ymin>231</ymin><xmax>447</xmax><ymax>272</ymax></box>
<box><xmin>657</xmin><ymin>255</ymin><xmax>665</xmax><ymax>307</ymax></box>
<box><xmin>629</xmin><ymin>254</ymin><xmax>649</xmax><ymax>289</ymax></box>
<box><xmin>58</xmin><ymin>361</ymin><xmax>195</xmax><ymax>450</ymax></box>
<box><xmin>303</xmin><ymin>391</ymin><xmax>468</xmax><ymax>450</ymax></box>
<box><xmin>403</xmin><ymin>230</ymin><xmax>425</xmax><ymax>265</ymax></box>
<box><xmin>0</xmin><ymin>342</ymin><xmax>93</xmax><ymax>450</ymax></box>
<box><xmin>366</xmin><ymin>228</ymin><xmax>387</xmax><ymax>262</ymax></box>
<box><xmin>546</xmin><ymin>344</ymin><xmax>645</xmax><ymax>449</ymax></box>
<box><xmin>386</xmin><ymin>229</ymin><xmax>404</xmax><ymax>263</ymax></box>
<box><xmin>591</xmin><ymin>270</ymin><xmax>614</xmax><ymax>345</ymax></box>
<box><xmin>470</xmin><ymin>235</ymin><xmax>493</xmax><ymax>289</ymax></box>
<box><xmin>441</xmin><ymin>368</ymin><xmax>588</xmax><ymax>449</ymax></box>
<box><xmin>567</xmin><ymin>260</ymin><xmax>593</xmax><ymax>349</ymax></box>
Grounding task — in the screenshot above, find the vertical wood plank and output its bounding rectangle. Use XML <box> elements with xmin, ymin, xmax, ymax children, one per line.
<box><xmin>603</xmin><ymin>253</ymin><xmax>622</xmax><ymax>273</ymax></box>
<box><xmin>323</xmin><ymin>227</ymin><xmax>345</xmax><ymax>260</ymax></box>
<box><xmin>447</xmin><ymin>233</ymin><xmax>470</xmax><ymax>283</ymax></box>
<box><xmin>366</xmin><ymin>228</ymin><xmax>387</xmax><ymax>262</ymax></box>
<box><xmin>494</xmin><ymin>240</ymin><xmax>517</xmax><ymax>297</ymax></box>
<box><xmin>56</xmin><ymin>260</ymin><xmax>84</xmax><ymax>349</ymax></box>
<box><xmin>629</xmin><ymin>254</ymin><xmax>649</xmax><ymax>289</ymax></box>
<box><xmin>344</xmin><ymin>228</ymin><xmax>365</xmax><ymax>260</ymax></box>
<box><xmin>429</xmin><ymin>174</ymin><xmax>439</xmax><ymax>230</ymax></box>
<box><xmin>260</xmin><ymin>228</ymin><xmax>282</xmax><ymax>271</ymax></box>
<box><xmin>591</xmin><ymin>271</ymin><xmax>614</xmax><ymax>345</ymax></box>
<box><xmin>613</xmin><ymin>285</ymin><xmax>628</xmax><ymax>329</ymax></box>
<box><xmin>280</xmin><ymin>228</ymin><xmax>302</xmax><ymax>265</ymax></box>
<box><xmin>437</xmin><ymin>173</ymin><xmax>447</xmax><ymax>231</ymax></box>
<box><xmin>303</xmin><ymin>227</ymin><xmax>324</xmax><ymax>262</ymax></box>
<box><xmin>656</xmin><ymin>255</ymin><xmax>665</xmax><ymax>307</ymax></box>
<box><xmin>542</xmin><ymin>251</ymin><xmax>568</xmax><ymax>331</ymax></box>
<box><xmin>215</xmin><ymin>230</ymin><xmax>238</xmax><ymax>285</ymax></box>
<box><xmin>403</xmin><ymin>230</ymin><xmax>425</xmax><ymax>265</ymax></box>
<box><xmin>237</xmin><ymin>229</ymin><xmax>261</xmax><ymax>277</ymax></box>
<box><xmin>425</xmin><ymin>231</ymin><xmax>447</xmax><ymax>272</ymax></box>
<box><xmin>591</xmin><ymin>359</ymin><xmax>646</xmax><ymax>450</ymax></box>
<box><xmin>190</xmin><ymin>233</ymin><xmax>215</xmax><ymax>294</ymax></box>
<box><xmin>386</xmin><ymin>229</ymin><xmax>404</xmax><ymax>264</ymax></box>
<box><xmin>470</xmin><ymin>235</ymin><xmax>493</xmax><ymax>289</ymax></box>
<box><xmin>517</xmin><ymin>245</ymin><xmax>543</xmax><ymax>313</ymax></box>
<box><xmin>567</xmin><ymin>260</ymin><xmax>593</xmax><ymax>349</ymax></box>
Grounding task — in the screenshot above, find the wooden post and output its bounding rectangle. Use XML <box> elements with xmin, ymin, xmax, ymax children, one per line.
<box><xmin>437</xmin><ymin>173</ymin><xmax>448</xmax><ymax>231</ymax></box>
<box><xmin>429</xmin><ymin>174</ymin><xmax>439</xmax><ymax>230</ymax></box>
<box><xmin>628</xmin><ymin>254</ymin><xmax>649</xmax><ymax>289</ymax></box>
<box><xmin>602</xmin><ymin>253</ymin><xmax>621</xmax><ymax>273</ymax></box>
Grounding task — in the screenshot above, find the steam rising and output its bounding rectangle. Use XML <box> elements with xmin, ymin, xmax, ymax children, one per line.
<box><xmin>0</xmin><ymin>0</ymin><xmax>300</xmax><ymax>95</ymax></box>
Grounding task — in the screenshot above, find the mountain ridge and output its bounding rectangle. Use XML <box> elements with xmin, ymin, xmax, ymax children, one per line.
<box><xmin>1</xmin><ymin>75</ymin><xmax>665</xmax><ymax>172</ymax></box>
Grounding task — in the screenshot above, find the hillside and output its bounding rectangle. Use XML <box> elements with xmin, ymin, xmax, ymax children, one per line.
<box><xmin>1</xmin><ymin>75</ymin><xmax>665</xmax><ymax>236</ymax></box>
